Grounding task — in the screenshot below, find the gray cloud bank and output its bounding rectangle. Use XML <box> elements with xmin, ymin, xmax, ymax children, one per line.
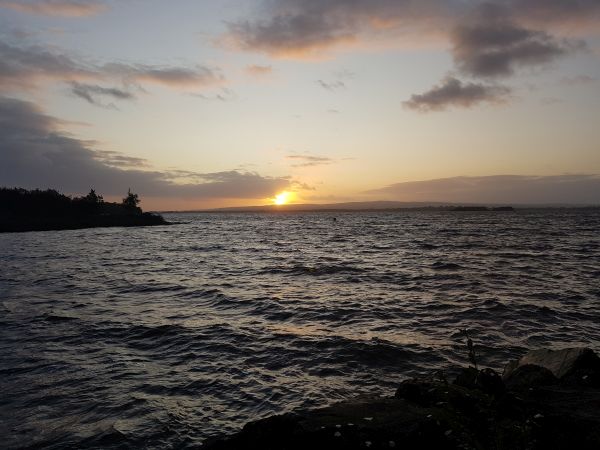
<box><xmin>0</xmin><ymin>96</ymin><xmax>290</xmax><ymax>199</ymax></box>
<box><xmin>369</xmin><ymin>175</ymin><xmax>600</xmax><ymax>205</ymax></box>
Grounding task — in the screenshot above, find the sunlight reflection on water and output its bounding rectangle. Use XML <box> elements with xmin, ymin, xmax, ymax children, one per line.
<box><xmin>1</xmin><ymin>210</ymin><xmax>599</xmax><ymax>448</ymax></box>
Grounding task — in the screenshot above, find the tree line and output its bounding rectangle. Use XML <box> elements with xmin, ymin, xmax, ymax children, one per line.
<box><xmin>0</xmin><ymin>187</ymin><xmax>142</xmax><ymax>217</ymax></box>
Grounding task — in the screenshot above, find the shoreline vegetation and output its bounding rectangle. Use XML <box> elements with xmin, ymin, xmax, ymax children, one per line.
<box><xmin>205</xmin><ymin>347</ymin><xmax>600</xmax><ymax>449</ymax></box>
<box><xmin>0</xmin><ymin>187</ymin><xmax>169</xmax><ymax>233</ymax></box>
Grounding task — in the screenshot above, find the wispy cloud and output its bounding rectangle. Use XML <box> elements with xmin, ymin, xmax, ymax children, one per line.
<box><xmin>0</xmin><ymin>0</ymin><xmax>107</xmax><ymax>17</ymax></box>
<box><xmin>286</xmin><ymin>154</ymin><xmax>334</xmax><ymax>168</ymax></box>
<box><xmin>316</xmin><ymin>79</ymin><xmax>345</xmax><ymax>91</ymax></box>
<box><xmin>245</xmin><ymin>64</ymin><xmax>273</xmax><ymax>77</ymax></box>
<box><xmin>69</xmin><ymin>81</ymin><xmax>135</xmax><ymax>109</ymax></box>
<box><xmin>0</xmin><ymin>38</ymin><xmax>224</xmax><ymax>106</ymax></box>
<box><xmin>559</xmin><ymin>74</ymin><xmax>598</xmax><ymax>86</ymax></box>
<box><xmin>189</xmin><ymin>87</ymin><xmax>235</xmax><ymax>102</ymax></box>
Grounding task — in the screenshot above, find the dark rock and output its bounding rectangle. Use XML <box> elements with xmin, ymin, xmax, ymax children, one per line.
<box><xmin>454</xmin><ymin>367</ymin><xmax>505</xmax><ymax>397</ymax></box>
<box><xmin>206</xmin><ymin>349</ymin><xmax>600</xmax><ymax>450</ymax></box>
<box><xmin>503</xmin><ymin>348</ymin><xmax>600</xmax><ymax>387</ymax></box>
<box><xmin>504</xmin><ymin>364</ymin><xmax>558</xmax><ymax>390</ymax></box>
<box><xmin>395</xmin><ymin>377</ymin><xmax>443</xmax><ymax>406</ymax></box>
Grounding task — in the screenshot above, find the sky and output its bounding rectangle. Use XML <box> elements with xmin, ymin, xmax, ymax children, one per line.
<box><xmin>0</xmin><ymin>0</ymin><xmax>599</xmax><ymax>209</ymax></box>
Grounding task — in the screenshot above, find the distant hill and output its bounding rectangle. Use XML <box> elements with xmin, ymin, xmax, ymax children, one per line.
<box><xmin>176</xmin><ymin>201</ymin><xmax>449</xmax><ymax>213</ymax></box>
<box><xmin>167</xmin><ymin>199</ymin><xmax>600</xmax><ymax>214</ymax></box>
<box><xmin>183</xmin><ymin>200</ymin><xmax>518</xmax><ymax>213</ymax></box>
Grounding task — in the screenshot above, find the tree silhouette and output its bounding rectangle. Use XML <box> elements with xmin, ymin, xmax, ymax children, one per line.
<box><xmin>84</xmin><ymin>189</ymin><xmax>103</xmax><ymax>204</ymax></box>
<box><xmin>122</xmin><ymin>188</ymin><xmax>140</xmax><ymax>210</ymax></box>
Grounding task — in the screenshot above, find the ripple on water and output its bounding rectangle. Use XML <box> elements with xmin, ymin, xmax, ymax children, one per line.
<box><xmin>1</xmin><ymin>209</ymin><xmax>599</xmax><ymax>448</ymax></box>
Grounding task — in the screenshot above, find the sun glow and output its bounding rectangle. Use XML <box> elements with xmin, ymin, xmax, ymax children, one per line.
<box><xmin>273</xmin><ymin>191</ymin><xmax>293</xmax><ymax>205</ymax></box>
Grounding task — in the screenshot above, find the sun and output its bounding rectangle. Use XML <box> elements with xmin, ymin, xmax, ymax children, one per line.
<box><xmin>273</xmin><ymin>191</ymin><xmax>292</xmax><ymax>205</ymax></box>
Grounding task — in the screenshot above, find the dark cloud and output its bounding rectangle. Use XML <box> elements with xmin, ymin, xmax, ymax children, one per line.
<box><xmin>0</xmin><ymin>0</ymin><xmax>107</xmax><ymax>17</ymax></box>
<box><xmin>368</xmin><ymin>175</ymin><xmax>600</xmax><ymax>205</ymax></box>
<box><xmin>286</xmin><ymin>153</ymin><xmax>334</xmax><ymax>167</ymax></box>
<box><xmin>223</xmin><ymin>0</ymin><xmax>458</xmax><ymax>57</ymax></box>
<box><xmin>223</xmin><ymin>0</ymin><xmax>600</xmax><ymax>57</ymax></box>
<box><xmin>452</xmin><ymin>6</ymin><xmax>581</xmax><ymax>78</ymax></box>
<box><xmin>224</xmin><ymin>12</ymin><xmax>353</xmax><ymax>57</ymax></box>
<box><xmin>403</xmin><ymin>77</ymin><xmax>511</xmax><ymax>112</ymax></box>
<box><xmin>0</xmin><ymin>96</ymin><xmax>291</xmax><ymax>199</ymax></box>
<box><xmin>69</xmin><ymin>81</ymin><xmax>135</xmax><ymax>109</ymax></box>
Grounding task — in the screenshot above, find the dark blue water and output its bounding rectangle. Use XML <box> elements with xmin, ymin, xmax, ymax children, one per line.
<box><xmin>1</xmin><ymin>210</ymin><xmax>599</xmax><ymax>448</ymax></box>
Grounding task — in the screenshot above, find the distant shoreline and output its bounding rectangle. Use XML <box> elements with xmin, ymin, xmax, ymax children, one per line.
<box><xmin>161</xmin><ymin>205</ymin><xmax>600</xmax><ymax>214</ymax></box>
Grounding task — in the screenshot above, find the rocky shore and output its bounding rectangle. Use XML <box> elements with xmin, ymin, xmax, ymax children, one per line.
<box><xmin>204</xmin><ymin>348</ymin><xmax>600</xmax><ymax>450</ymax></box>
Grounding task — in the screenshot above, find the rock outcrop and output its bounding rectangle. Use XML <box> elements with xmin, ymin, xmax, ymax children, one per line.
<box><xmin>204</xmin><ymin>348</ymin><xmax>600</xmax><ymax>450</ymax></box>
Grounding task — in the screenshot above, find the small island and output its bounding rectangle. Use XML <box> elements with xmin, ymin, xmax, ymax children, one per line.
<box><xmin>0</xmin><ymin>187</ymin><xmax>169</xmax><ymax>233</ymax></box>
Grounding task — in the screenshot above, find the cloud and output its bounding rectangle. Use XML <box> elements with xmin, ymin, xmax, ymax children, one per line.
<box><xmin>368</xmin><ymin>175</ymin><xmax>600</xmax><ymax>205</ymax></box>
<box><xmin>223</xmin><ymin>12</ymin><xmax>354</xmax><ymax>58</ymax></box>
<box><xmin>0</xmin><ymin>0</ymin><xmax>107</xmax><ymax>17</ymax></box>
<box><xmin>316</xmin><ymin>79</ymin><xmax>345</xmax><ymax>91</ymax></box>
<box><xmin>0</xmin><ymin>40</ymin><xmax>93</xmax><ymax>90</ymax></box>
<box><xmin>69</xmin><ymin>81</ymin><xmax>135</xmax><ymax>109</ymax></box>
<box><xmin>0</xmin><ymin>39</ymin><xmax>223</xmax><ymax>97</ymax></box>
<box><xmin>286</xmin><ymin>153</ymin><xmax>335</xmax><ymax>168</ymax></box>
<box><xmin>508</xmin><ymin>0</ymin><xmax>600</xmax><ymax>28</ymax></box>
<box><xmin>222</xmin><ymin>0</ymin><xmax>463</xmax><ymax>58</ymax></box>
<box><xmin>222</xmin><ymin>1</ymin><xmax>600</xmax><ymax>58</ymax></box>
<box><xmin>452</xmin><ymin>6</ymin><xmax>582</xmax><ymax>78</ymax></box>
<box><xmin>226</xmin><ymin>1</ymin><xmax>598</xmax><ymax>111</ymax></box>
<box><xmin>92</xmin><ymin>150</ymin><xmax>149</xmax><ymax>168</ymax></box>
<box><xmin>403</xmin><ymin>77</ymin><xmax>511</xmax><ymax>112</ymax></box>
<box><xmin>559</xmin><ymin>74</ymin><xmax>598</xmax><ymax>85</ymax></box>
<box><xmin>189</xmin><ymin>87</ymin><xmax>235</xmax><ymax>102</ymax></box>
<box><xmin>103</xmin><ymin>63</ymin><xmax>223</xmax><ymax>88</ymax></box>
<box><xmin>0</xmin><ymin>96</ymin><xmax>291</xmax><ymax>201</ymax></box>
<box><xmin>245</xmin><ymin>64</ymin><xmax>273</xmax><ymax>76</ymax></box>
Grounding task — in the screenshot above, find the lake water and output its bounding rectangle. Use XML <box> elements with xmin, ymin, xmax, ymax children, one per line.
<box><xmin>1</xmin><ymin>210</ymin><xmax>599</xmax><ymax>448</ymax></box>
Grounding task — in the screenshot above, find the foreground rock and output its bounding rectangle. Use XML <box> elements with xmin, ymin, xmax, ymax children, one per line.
<box><xmin>205</xmin><ymin>348</ymin><xmax>600</xmax><ymax>450</ymax></box>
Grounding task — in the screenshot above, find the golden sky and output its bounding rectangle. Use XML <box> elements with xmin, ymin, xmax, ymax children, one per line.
<box><xmin>1</xmin><ymin>0</ymin><xmax>599</xmax><ymax>209</ymax></box>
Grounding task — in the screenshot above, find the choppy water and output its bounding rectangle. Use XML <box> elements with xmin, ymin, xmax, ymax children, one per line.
<box><xmin>1</xmin><ymin>210</ymin><xmax>599</xmax><ymax>448</ymax></box>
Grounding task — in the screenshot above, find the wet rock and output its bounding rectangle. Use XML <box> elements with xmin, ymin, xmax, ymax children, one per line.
<box><xmin>503</xmin><ymin>348</ymin><xmax>600</xmax><ymax>387</ymax></box>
